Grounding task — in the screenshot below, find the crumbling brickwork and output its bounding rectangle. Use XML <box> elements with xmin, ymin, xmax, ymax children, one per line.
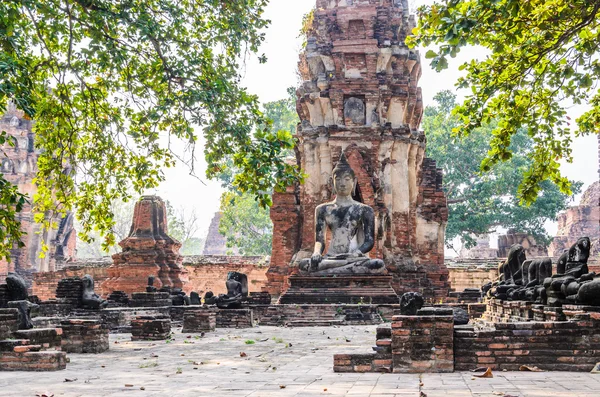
<box><xmin>0</xmin><ymin>104</ymin><xmax>76</xmax><ymax>284</ymax></box>
<box><xmin>267</xmin><ymin>0</ymin><xmax>449</xmax><ymax>299</ymax></box>
<box><xmin>102</xmin><ymin>196</ymin><xmax>189</xmax><ymax>295</ymax></box>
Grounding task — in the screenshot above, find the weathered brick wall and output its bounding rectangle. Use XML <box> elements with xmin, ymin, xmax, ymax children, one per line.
<box><xmin>184</xmin><ymin>256</ymin><xmax>269</xmax><ymax>296</ymax></box>
<box><xmin>454</xmin><ymin>315</ymin><xmax>600</xmax><ymax>371</ymax></box>
<box><xmin>32</xmin><ymin>256</ymin><xmax>269</xmax><ymax>300</ymax></box>
<box><xmin>447</xmin><ymin>267</ymin><xmax>498</xmax><ymax>292</ymax></box>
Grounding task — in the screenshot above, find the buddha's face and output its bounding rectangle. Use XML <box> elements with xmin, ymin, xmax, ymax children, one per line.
<box><xmin>333</xmin><ymin>171</ymin><xmax>356</xmax><ymax>197</ymax></box>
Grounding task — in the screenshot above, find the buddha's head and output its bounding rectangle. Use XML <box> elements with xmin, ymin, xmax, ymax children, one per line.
<box><xmin>332</xmin><ymin>153</ymin><xmax>357</xmax><ymax>197</ymax></box>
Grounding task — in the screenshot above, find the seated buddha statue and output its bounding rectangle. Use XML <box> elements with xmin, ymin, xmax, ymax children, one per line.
<box><xmin>298</xmin><ymin>153</ymin><xmax>385</xmax><ymax>276</ymax></box>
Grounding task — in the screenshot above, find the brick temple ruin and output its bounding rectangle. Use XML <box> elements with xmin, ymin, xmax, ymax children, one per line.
<box><xmin>266</xmin><ymin>0</ymin><xmax>449</xmax><ymax>301</ymax></box>
<box><xmin>0</xmin><ymin>103</ymin><xmax>76</xmax><ymax>285</ymax></box>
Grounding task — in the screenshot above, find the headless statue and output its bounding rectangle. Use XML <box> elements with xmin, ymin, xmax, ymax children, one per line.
<box><xmin>299</xmin><ymin>153</ymin><xmax>385</xmax><ymax>275</ymax></box>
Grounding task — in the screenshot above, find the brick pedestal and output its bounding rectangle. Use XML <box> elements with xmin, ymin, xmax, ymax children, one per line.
<box><xmin>216</xmin><ymin>309</ymin><xmax>254</xmax><ymax>329</ymax></box>
<box><xmin>278</xmin><ymin>275</ymin><xmax>398</xmax><ymax>304</ymax></box>
<box><xmin>61</xmin><ymin>319</ymin><xmax>109</xmax><ymax>353</ymax></box>
<box><xmin>131</xmin><ymin>315</ymin><xmax>171</xmax><ymax>340</ymax></box>
<box><xmin>129</xmin><ymin>292</ymin><xmax>171</xmax><ymax>308</ymax></box>
<box><xmin>391</xmin><ymin>313</ymin><xmax>454</xmax><ymax>373</ymax></box>
<box><xmin>182</xmin><ymin>310</ymin><xmax>216</xmax><ymax>333</ymax></box>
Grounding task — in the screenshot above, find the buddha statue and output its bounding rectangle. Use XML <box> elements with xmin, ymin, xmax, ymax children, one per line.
<box><xmin>298</xmin><ymin>153</ymin><xmax>385</xmax><ymax>276</ymax></box>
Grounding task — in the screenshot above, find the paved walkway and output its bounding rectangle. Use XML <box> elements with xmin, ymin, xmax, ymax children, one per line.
<box><xmin>1</xmin><ymin>325</ymin><xmax>599</xmax><ymax>396</ymax></box>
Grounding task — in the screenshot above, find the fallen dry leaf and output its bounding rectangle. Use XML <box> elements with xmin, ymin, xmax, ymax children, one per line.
<box><xmin>473</xmin><ymin>368</ymin><xmax>493</xmax><ymax>378</ymax></box>
<box><xmin>279</xmin><ymin>385</ymin><xmax>286</xmax><ymax>389</ymax></box>
<box><xmin>520</xmin><ymin>365</ymin><xmax>543</xmax><ymax>372</ymax></box>
<box><xmin>124</xmin><ymin>384</ymin><xmax>134</xmax><ymax>387</ymax></box>
<box><xmin>36</xmin><ymin>394</ymin><xmax>54</xmax><ymax>397</ymax></box>
<box><xmin>140</xmin><ymin>387</ymin><xmax>145</xmax><ymax>391</ymax></box>
<box><xmin>240</xmin><ymin>352</ymin><xmax>247</xmax><ymax>357</ymax></box>
<box><xmin>64</xmin><ymin>378</ymin><xmax>77</xmax><ymax>383</ymax></box>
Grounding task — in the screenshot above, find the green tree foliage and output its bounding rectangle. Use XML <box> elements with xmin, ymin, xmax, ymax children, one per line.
<box><xmin>408</xmin><ymin>0</ymin><xmax>600</xmax><ymax>203</ymax></box>
<box><xmin>0</xmin><ymin>132</ymin><xmax>26</xmax><ymax>260</ymax></box>
<box><xmin>424</xmin><ymin>91</ymin><xmax>582</xmax><ymax>250</ymax></box>
<box><xmin>0</xmin><ymin>0</ymin><xmax>300</xmax><ymax>260</ymax></box>
<box><xmin>218</xmin><ymin>90</ymin><xmax>299</xmax><ymax>255</ymax></box>
<box><xmin>219</xmin><ymin>191</ymin><xmax>272</xmax><ymax>256</ymax></box>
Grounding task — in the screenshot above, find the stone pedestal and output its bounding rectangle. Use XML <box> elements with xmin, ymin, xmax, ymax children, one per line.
<box><xmin>0</xmin><ymin>339</ymin><xmax>67</xmax><ymax>371</ymax></box>
<box><xmin>182</xmin><ymin>310</ymin><xmax>216</xmax><ymax>333</ymax></box>
<box><xmin>0</xmin><ymin>308</ymin><xmax>20</xmax><ymax>339</ymax></box>
<box><xmin>102</xmin><ymin>196</ymin><xmax>188</xmax><ymax>295</ymax></box>
<box><xmin>60</xmin><ymin>319</ymin><xmax>109</xmax><ymax>353</ymax></box>
<box><xmin>131</xmin><ymin>315</ymin><xmax>171</xmax><ymax>340</ymax></box>
<box><xmin>278</xmin><ymin>276</ymin><xmax>398</xmax><ymax>304</ymax></box>
<box><xmin>216</xmin><ymin>309</ymin><xmax>254</xmax><ymax>329</ymax></box>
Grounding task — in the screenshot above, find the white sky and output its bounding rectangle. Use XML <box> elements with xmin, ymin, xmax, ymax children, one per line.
<box><xmin>148</xmin><ymin>0</ymin><xmax>599</xmax><ymax>244</ymax></box>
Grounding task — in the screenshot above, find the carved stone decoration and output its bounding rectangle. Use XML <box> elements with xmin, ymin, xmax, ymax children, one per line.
<box><xmin>102</xmin><ymin>196</ymin><xmax>189</xmax><ymax>295</ymax></box>
<box><xmin>399</xmin><ymin>292</ymin><xmax>424</xmax><ymax>315</ymax></box>
<box><xmin>266</xmin><ymin>0</ymin><xmax>449</xmax><ymax>300</ymax></box>
<box><xmin>80</xmin><ymin>274</ymin><xmax>108</xmax><ymax>310</ymax></box>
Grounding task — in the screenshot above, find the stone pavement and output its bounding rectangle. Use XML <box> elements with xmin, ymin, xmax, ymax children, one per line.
<box><xmin>1</xmin><ymin>325</ymin><xmax>599</xmax><ymax>396</ymax></box>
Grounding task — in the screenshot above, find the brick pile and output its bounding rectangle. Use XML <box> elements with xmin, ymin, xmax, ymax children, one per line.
<box><xmin>334</xmin><ymin>324</ymin><xmax>392</xmax><ymax>372</ymax></box>
<box><xmin>60</xmin><ymin>319</ymin><xmax>109</xmax><ymax>353</ymax></box>
<box><xmin>216</xmin><ymin>309</ymin><xmax>254</xmax><ymax>329</ymax></box>
<box><xmin>131</xmin><ymin>315</ymin><xmax>171</xmax><ymax>340</ymax></box>
<box><xmin>182</xmin><ymin>310</ymin><xmax>216</xmax><ymax>333</ymax></box>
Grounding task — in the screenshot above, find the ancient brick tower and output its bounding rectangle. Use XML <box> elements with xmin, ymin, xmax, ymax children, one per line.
<box><xmin>102</xmin><ymin>196</ymin><xmax>189</xmax><ymax>295</ymax></box>
<box><xmin>266</xmin><ymin>0</ymin><xmax>449</xmax><ymax>300</ymax></box>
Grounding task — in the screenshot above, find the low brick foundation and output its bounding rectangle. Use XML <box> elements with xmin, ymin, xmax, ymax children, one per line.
<box><xmin>455</xmin><ymin>313</ymin><xmax>600</xmax><ymax>371</ymax></box>
<box><xmin>0</xmin><ymin>345</ymin><xmax>67</xmax><ymax>371</ymax></box>
<box><xmin>131</xmin><ymin>316</ymin><xmax>171</xmax><ymax>340</ymax></box>
<box><xmin>334</xmin><ymin>325</ymin><xmax>392</xmax><ymax>373</ymax></box>
<box><xmin>182</xmin><ymin>310</ymin><xmax>216</xmax><ymax>333</ymax></box>
<box><xmin>61</xmin><ymin>319</ymin><xmax>109</xmax><ymax>353</ymax></box>
<box><xmin>253</xmin><ymin>304</ymin><xmax>384</xmax><ymax>327</ymax></box>
<box><xmin>216</xmin><ymin>309</ymin><xmax>254</xmax><ymax>329</ymax></box>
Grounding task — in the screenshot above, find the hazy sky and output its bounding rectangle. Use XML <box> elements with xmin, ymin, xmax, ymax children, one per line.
<box><xmin>149</xmin><ymin>0</ymin><xmax>599</xmax><ymax>242</ymax></box>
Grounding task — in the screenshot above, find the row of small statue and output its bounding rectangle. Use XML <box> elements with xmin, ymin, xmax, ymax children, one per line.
<box><xmin>146</xmin><ymin>271</ymin><xmax>247</xmax><ymax>309</ymax></box>
<box><xmin>484</xmin><ymin>237</ymin><xmax>599</xmax><ymax>306</ymax></box>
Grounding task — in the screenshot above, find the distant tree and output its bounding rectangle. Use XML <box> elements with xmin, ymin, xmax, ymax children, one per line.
<box><xmin>423</xmin><ymin>91</ymin><xmax>582</xmax><ymax>250</ymax></box>
<box><xmin>219</xmin><ymin>192</ymin><xmax>272</xmax><ymax>256</ymax></box>
<box><xmin>165</xmin><ymin>201</ymin><xmax>204</xmax><ymax>255</ymax></box>
<box><xmin>409</xmin><ymin>0</ymin><xmax>600</xmax><ymax>203</ymax></box>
